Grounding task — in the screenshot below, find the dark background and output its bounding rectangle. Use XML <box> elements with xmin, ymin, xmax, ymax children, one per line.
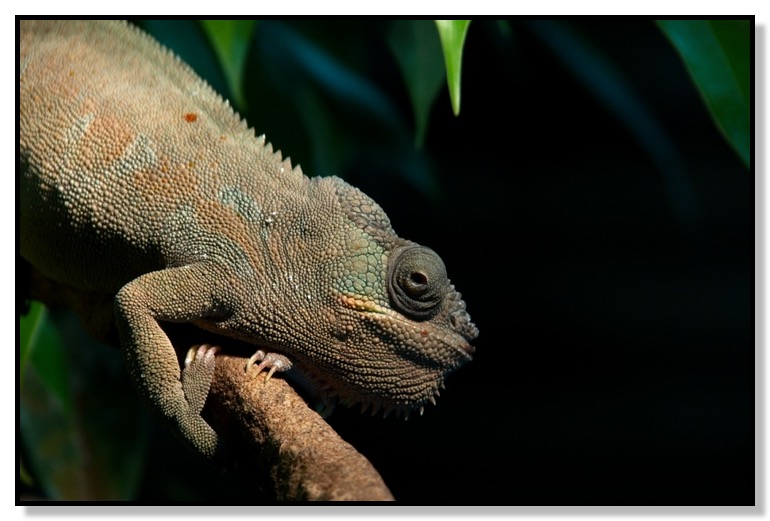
<box><xmin>327</xmin><ymin>19</ymin><xmax>753</xmax><ymax>505</ymax></box>
<box><xmin>21</xmin><ymin>19</ymin><xmax>754</xmax><ymax>504</ymax></box>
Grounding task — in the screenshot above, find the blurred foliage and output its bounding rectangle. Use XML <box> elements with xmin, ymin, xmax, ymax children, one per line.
<box><xmin>20</xmin><ymin>300</ymin><xmax>46</xmax><ymax>391</ymax></box>
<box><xmin>528</xmin><ymin>20</ymin><xmax>700</xmax><ymax>236</ymax></box>
<box><xmin>199</xmin><ymin>20</ymin><xmax>257</xmax><ymax>109</ymax></box>
<box><xmin>388</xmin><ymin>20</ymin><xmax>446</xmax><ymax>147</ymax></box>
<box><xmin>657</xmin><ymin>20</ymin><xmax>751</xmax><ymax>169</ymax></box>
<box><xmin>20</xmin><ymin>310</ymin><xmax>149</xmax><ymax>500</ymax></box>
<box><xmin>19</xmin><ymin>301</ymin><xmax>69</xmax><ymax>408</ymax></box>
<box><xmin>19</xmin><ymin>18</ymin><xmax>751</xmax><ymax>501</ymax></box>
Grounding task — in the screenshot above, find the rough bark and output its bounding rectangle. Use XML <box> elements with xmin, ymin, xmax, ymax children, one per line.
<box><xmin>204</xmin><ymin>354</ymin><xmax>394</xmax><ymax>501</ymax></box>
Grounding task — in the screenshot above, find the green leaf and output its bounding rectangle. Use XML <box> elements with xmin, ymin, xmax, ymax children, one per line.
<box><xmin>388</xmin><ymin>20</ymin><xmax>446</xmax><ymax>147</ymax></box>
<box><xmin>200</xmin><ymin>20</ymin><xmax>257</xmax><ymax>109</ymax></box>
<box><xmin>657</xmin><ymin>19</ymin><xmax>750</xmax><ymax>169</ymax></box>
<box><xmin>20</xmin><ymin>460</ymin><xmax>34</xmax><ymax>487</ymax></box>
<box><xmin>20</xmin><ymin>300</ymin><xmax>46</xmax><ymax>390</ymax></box>
<box><xmin>434</xmin><ymin>20</ymin><xmax>471</xmax><ymax>116</ymax></box>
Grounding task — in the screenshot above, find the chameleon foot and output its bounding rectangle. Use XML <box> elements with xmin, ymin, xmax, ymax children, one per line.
<box><xmin>181</xmin><ymin>344</ymin><xmax>220</xmax><ymax>414</ymax></box>
<box><xmin>184</xmin><ymin>343</ymin><xmax>220</xmax><ymax>367</ymax></box>
<box><xmin>246</xmin><ymin>350</ymin><xmax>292</xmax><ymax>382</ymax></box>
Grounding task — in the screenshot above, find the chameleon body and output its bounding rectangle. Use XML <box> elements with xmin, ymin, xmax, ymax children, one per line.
<box><xmin>20</xmin><ymin>20</ymin><xmax>478</xmax><ymax>461</ymax></box>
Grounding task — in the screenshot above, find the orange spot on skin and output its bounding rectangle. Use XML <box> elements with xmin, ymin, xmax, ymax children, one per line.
<box><xmin>184</xmin><ymin>112</ymin><xmax>198</xmax><ymax>122</ymax></box>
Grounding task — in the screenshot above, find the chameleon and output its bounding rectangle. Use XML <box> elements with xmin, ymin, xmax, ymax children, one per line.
<box><xmin>19</xmin><ymin>19</ymin><xmax>478</xmax><ymax>463</ymax></box>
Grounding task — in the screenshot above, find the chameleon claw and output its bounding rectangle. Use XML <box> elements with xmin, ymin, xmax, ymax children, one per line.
<box><xmin>184</xmin><ymin>345</ymin><xmax>201</xmax><ymax>367</ymax></box>
<box><xmin>246</xmin><ymin>350</ymin><xmax>266</xmax><ymax>373</ymax></box>
<box><xmin>184</xmin><ymin>344</ymin><xmax>220</xmax><ymax>367</ymax></box>
<box><xmin>246</xmin><ymin>350</ymin><xmax>292</xmax><ymax>382</ymax></box>
<box><xmin>252</xmin><ymin>360</ymin><xmax>268</xmax><ymax>378</ymax></box>
<box><xmin>264</xmin><ymin>365</ymin><xmax>279</xmax><ymax>383</ymax></box>
<box><xmin>250</xmin><ymin>359</ymin><xmax>273</xmax><ymax>380</ymax></box>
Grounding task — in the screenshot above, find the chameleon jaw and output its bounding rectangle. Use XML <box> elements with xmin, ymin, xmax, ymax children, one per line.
<box><xmin>282</xmin><ymin>360</ymin><xmax>447</xmax><ymax>421</ymax></box>
<box><xmin>239</xmin><ymin>335</ymin><xmax>450</xmax><ymax>421</ymax></box>
<box><xmin>236</xmin><ymin>295</ymin><xmax>470</xmax><ymax>419</ymax></box>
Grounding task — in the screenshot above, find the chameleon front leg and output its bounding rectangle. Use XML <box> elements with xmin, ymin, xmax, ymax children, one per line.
<box><xmin>114</xmin><ymin>264</ymin><xmax>229</xmax><ymax>462</ymax></box>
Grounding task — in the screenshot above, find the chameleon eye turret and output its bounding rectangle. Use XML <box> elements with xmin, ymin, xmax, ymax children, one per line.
<box><xmin>387</xmin><ymin>245</ymin><xmax>449</xmax><ymax>320</ymax></box>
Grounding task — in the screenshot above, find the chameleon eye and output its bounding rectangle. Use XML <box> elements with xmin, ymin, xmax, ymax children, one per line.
<box><xmin>404</xmin><ymin>271</ymin><xmax>429</xmax><ymax>296</ymax></box>
<box><xmin>388</xmin><ymin>246</ymin><xmax>448</xmax><ymax>320</ymax></box>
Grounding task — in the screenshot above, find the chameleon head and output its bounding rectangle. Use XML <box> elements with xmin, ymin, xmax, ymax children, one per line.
<box><xmin>280</xmin><ymin>177</ymin><xmax>479</xmax><ymax>417</ymax></box>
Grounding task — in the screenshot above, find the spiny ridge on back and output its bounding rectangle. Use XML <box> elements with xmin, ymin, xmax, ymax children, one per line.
<box><xmin>119</xmin><ymin>19</ymin><xmax>299</xmax><ymax>180</ymax></box>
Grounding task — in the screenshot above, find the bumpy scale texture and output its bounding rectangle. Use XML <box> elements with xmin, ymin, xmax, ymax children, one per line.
<box><xmin>20</xmin><ymin>20</ymin><xmax>478</xmax><ymax>461</ymax></box>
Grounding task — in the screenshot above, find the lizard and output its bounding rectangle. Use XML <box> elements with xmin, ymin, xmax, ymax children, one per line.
<box><xmin>19</xmin><ymin>19</ymin><xmax>478</xmax><ymax>463</ymax></box>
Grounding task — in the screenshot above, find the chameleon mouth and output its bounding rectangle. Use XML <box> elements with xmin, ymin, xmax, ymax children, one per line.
<box><xmin>339</xmin><ymin>293</ymin><xmax>476</xmax><ymax>363</ymax></box>
<box><xmin>457</xmin><ymin>341</ymin><xmax>476</xmax><ymax>358</ymax></box>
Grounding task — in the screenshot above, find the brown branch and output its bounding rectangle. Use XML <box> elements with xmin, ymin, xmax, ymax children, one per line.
<box><xmin>204</xmin><ymin>354</ymin><xmax>394</xmax><ymax>501</ymax></box>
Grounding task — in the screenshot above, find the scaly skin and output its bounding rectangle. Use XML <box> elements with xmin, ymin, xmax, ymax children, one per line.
<box><xmin>19</xmin><ymin>20</ymin><xmax>478</xmax><ymax>462</ymax></box>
